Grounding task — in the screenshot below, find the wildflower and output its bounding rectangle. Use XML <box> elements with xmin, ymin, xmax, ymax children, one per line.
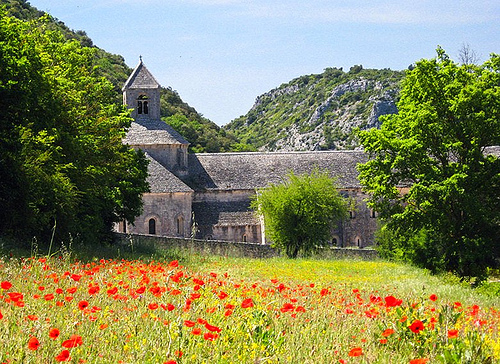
<box><xmin>27</xmin><ymin>315</ymin><xmax>38</xmax><ymax>321</ymax></box>
<box><xmin>67</xmin><ymin>287</ymin><xmax>77</xmax><ymax>294</ymax></box>
<box><xmin>217</xmin><ymin>291</ymin><xmax>228</xmax><ymax>299</ymax></box>
<box><xmin>1</xmin><ymin>281</ymin><xmax>13</xmax><ymax>290</ymax></box>
<box><xmin>191</xmin><ymin>328</ymin><xmax>202</xmax><ymax>335</ymax></box>
<box><xmin>184</xmin><ymin>320</ymin><xmax>196</xmax><ymax>327</ymax></box>
<box><xmin>44</xmin><ymin>293</ymin><xmax>55</xmax><ymax>301</ymax></box>
<box><xmin>204</xmin><ymin>332</ymin><xmax>218</xmax><ymax>341</ymax></box>
<box><xmin>88</xmin><ymin>286</ymin><xmax>100</xmax><ymax>295</ymax></box>
<box><xmin>379</xmin><ymin>339</ymin><xmax>387</xmax><ymax>344</ymax></box>
<box><xmin>78</xmin><ymin>300</ymin><xmax>89</xmax><ymax>310</ymax></box>
<box><xmin>384</xmin><ymin>295</ymin><xmax>402</xmax><ymax>307</ymax></box>
<box><xmin>99</xmin><ymin>324</ymin><xmax>108</xmax><ymax>330</ymax></box>
<box><xmin>409</xmin><ymin>359</ymin><xmax>428</xmax><ymax>364</ymax></box>
<box><xmin>55</xmin><ymin>350</ymin><xmax>71</xmax><ymax>362</ymax></box>
<box><xmin>447</xmin><ymin>329</ymin><xmax>459</xmax><ymax>339</ymax></box>
<box><xmin>62</xmin><ymin>334</ymin><xmax>83</xmax><ymax>348</ymax></box>
<box><xmin>148</xmin><ymin>303</ymin><xmax>159</xmax><ymax>310</ymax></box>
<box><xmin>241</xmin><ymin>298</ymin><xmax>254</xmax><ymax>308</ymax></box>
<box><xmin>168</xmin><ymin>260</ymin><xmax>179</xmax><ymax>269</ymax></box>
<box><xmin>348</xmin><ymin>347</ymin><xmax>363</xmax><ymax>357</ymax></box>
<box><xmin>49</xmin><ymin>328</ymin><xmax>60</xmax><ymax>340</ymax></box>
<box><xmin>205</xmin><ymin>323</ymin><xmax>222</xmax><ymax>332</ymax></box>
<box><xmin>0</xmin><ymin>310</ymin><xmax>3</xmax><ymax>319</ymax></box>
<box><xmin>28</xmin><ymin>337</ymin><xmax>40</xmax><ymax>351</ymax></box>
<box><xmin>320</xmin><ymin>288</ymin><xmax>330</xmax><ymax>296</ymax></box>
<box><xmin>429</xmin><ymin>294</ymin><xmax>438</xmax><ymax>301</ymax></box>
<box><xmin>408</xmin><ymin>320</ymin><xmax>424</xmax><ymax>334</ymax></box>
<box><xmin>70</xmin><ymin>274</ymin><xmax>82</xmax><ymax>281</ymax></box>
<box><xmin>382</xmin><ymin>328</ymin><xmax>394</xmax><ymax>337</ymax></box>
<box><xmin>136</xmin><ymin>286</ymin><xmax>146</xmax><ymax>294</ymax></box>
<box><xmin>164</xmin><ymin>361</ymin><xmax>177</xmax><ymax>364</ymax></box>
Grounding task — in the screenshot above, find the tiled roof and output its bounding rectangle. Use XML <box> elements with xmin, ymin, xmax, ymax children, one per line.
<box><xmin>124</xmin><ymin>119</ymin><xmax>189</xmax><ymax>146</ymax></box>
<box><xmin>185</xmin><ymin>150</ymin><xmax>367</xmax><ymax>191</ymax></box>
<box><xmin>122</xmin><ymin>60</ymin><xmax>161</xmax><ymax>90</ymax></box>
<box><xmin>485</xmin><ymin>146</ymin><xmax>500</xmax><ymax>157</ymax></box>
<box><xmin>192</xmin><ymin>201</ymin><xmax>258</xmax><ymax>227</ymax></box>
<box><xmin>145</xmin><ymin>154</ymin><xmax>193</xmax><ymax>193</ymax></box>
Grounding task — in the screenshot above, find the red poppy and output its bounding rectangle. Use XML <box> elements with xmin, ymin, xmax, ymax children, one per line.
<box><xmin>27</xmin><ymin>315</ymin><xmax>38</xmax><ymax>321</ymax></box>
<box><xmin>205</xmin><ymin>323</ymin><xmax>222</xmax><ymax>332</ymax></box>
<box><xmin>166</xmin><ymin>303</ymin><xmax>175</xmax><ymax>311</ymax></box>
<box><xmin>241</xmin><ymin>298</ymin><xmax>254</xmax><ymax>308</ymax></box>
<box><xmin>203</xmin><ymin>332</ymin><xmax>218</xmax><ymax>341</ymax></box>
<box><xmin>409</xmin><ymin>359</ymin><xmax>428</xmax><ymax>364</ymax></box>
<box><xmin>107</xmin><ymin>287</ymin><xmax>118</xmax><ymax>295</ymax></box>
<box><xmin>49</xmin><ymin>328</ymin><xmax>60</xmax><ymax>340</ymax></box>
<box><xmin>429</xmin><ymin>294</ymin><xmax>438</xmax><ymax>302</ymax></box>
<box><xmin>379</xmin><ymin>339</ymin><xmax>388</xmax><ymax>344</ymax></box>
<box><xmin>70</xmin><ymin>274</ymin><xmax>82</xmax><ymax>281</ymax></box>
<box><xmin>88</xmin><ymin>286</ymin><xmax>100</xmax><ymax>295</ymax></box>
<box><xmin>170</xmin><ymin>289</ymin><xmax>181</xmax><ymax>296</ymax></box>
<box><xmin>224</xmin><ymin>309</ymin><xmax>233</xmax><ymax>316</ymax></box>
<box><xmin>384</xmin><ymin>295</ymin><xmax>403</xmax><ymax>307</ymax></box>
<box><xmin>408</xmin><ymin>320</ymin><xmax>425</xmax><ymax>334</ymax></box>
<box><xmin>44</xmin><ymin>293</ymin><xmax>55</xmax><ymax>301</ymax></box>
<box><xmin>348</xmin><ymin>347</ymin><xmax>363</xmax><ymax>357</ymax></box>
<box><xmin>447</xmin><ymin>329</ymin><xmax>459</xmax><ymax>339</ymax></box>
<box><xmin>55</xmin><ymin>350</ymin><xmax>71</xmax><ymax>362</ymax></box>
<box><xmin>62</xmin><ymin>334</ymin><xmax>83</xmax><ymax>348</ymax></box>
<box><xmin>217</xmin><ymin>291</ymin><xmax>228</xmax><ymax>299</ymax></box>
<box><xmin>168</xmin><ymin>260</ymin><xmax>179</xmax><ymax>269</ymax></box>
<box><xmin>7</xmin><ymin>292</ymin><xmax>23</xmax><ymax>302</ymax></box>
<box><xmin>280</xmin><ymin>303</ymin><xmax>295</xmax><ymax>313</ymax></box>
<box><xmin>320</xmin><ymin>288</ymin><xmax>330</xmax><ymax>296</ymax></box>
<box><xmin>67</xmin><ymin>287</ymin><xmax>77</xmax><ymax>294</ymax></box>
<box><xmin>148</xmin><ymin>303</ymin><xmax>159</xmax><ymax>310</ymax></box>
<box><xmin>1</xmin><ymin>281</ymin><xmax>12</xmax><ymax>290</ymax></box>
<box><xmin>0</xmin><ymin>310</ymin><xmax>3</xmax><ymax>319</ymax></box>
<box><xmin>382</xmin><ymin>328</ymin><xmax>395</xmax><ymax>337</ymax></box>
<box><xmin>28</xmin><ymin>337</ymin><xmax>40</xmax><ymax>351</ymax></box>
<box><xmin>163</xmin><ymin>361</ymin><xmax>177</xmax><ymax>364</ymax></box>
<box><xmin>78</xmin><ymin>300</ymin><xmax>89</xmax><ymax>310</ymax></box>
<box><xmin>136</xmin><ymin>286</ymin><xmax>146</xmax><ymax>294</ymax></box>
<box><xmin>191</xmin><ymin>328</ymin><xmax>202</xmax><ymax>335</ymax></box>
<box><xmin>184</xmin><ymin>320</ymin><xmax>196</xmax><ymax>327</ymax></box>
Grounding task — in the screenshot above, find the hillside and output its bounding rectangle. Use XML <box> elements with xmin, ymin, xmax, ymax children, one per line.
<box><xmin>225</xmin><ymin>66</ymin><xmax>404</xmax><ymax>151</ymax></box>
<box><xmin>1</xmin><ymin>0</ymin><xmax>244</xmax><ymax>153</ymax></box>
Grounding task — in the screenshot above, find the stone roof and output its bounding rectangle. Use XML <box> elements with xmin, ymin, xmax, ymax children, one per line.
<box><xmin>185</xmin><ymin>150</ymin><xmax>367</xmax><ymax>191</ymax></box>
<box><xmin>192</xmin><ymin>201</ymin><xmax>258</xmax><ymax>227</ymax></box>
<box><xmin>122</xmin><ymin>60</ymin><xmax>161</xmax><ymax>90</ymax></box>
<box><xmin>124</xmin><ymin>119</ymin><xmax>189</xmax><ymax>146</ymax></box>
<box><xmin>145</xmin><ymin>153</ymin><xmax>193</xmax><ymax>193</ymax></box>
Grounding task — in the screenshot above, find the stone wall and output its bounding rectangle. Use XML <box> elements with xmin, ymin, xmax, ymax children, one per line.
<box><xmin>113</xmin><ymin>233</ymin><xmax>379</xmax><ymax>260</ymax></box>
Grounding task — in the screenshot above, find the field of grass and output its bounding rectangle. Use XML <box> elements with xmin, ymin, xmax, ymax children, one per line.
<box><xmin>0</xmin><ymin>243</ymin><xmax>499</xmax><ymax>363</ymax></box>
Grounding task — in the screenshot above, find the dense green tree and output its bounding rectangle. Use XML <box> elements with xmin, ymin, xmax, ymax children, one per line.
<box><xmin>358</xmin><ymin>48</ymin><xmax>500</xmax><ymax>280</ymax></box>
<box><xmin>0</xmin><ymin>12</ymin><xmax>149</xmax><ymax>244</ymax></box>
<box><xmin>252</xmin><ymin>170</ymin><xmax>348</xmax><ymax>258</ymax></box>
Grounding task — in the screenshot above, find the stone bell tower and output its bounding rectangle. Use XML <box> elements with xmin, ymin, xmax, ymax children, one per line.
<box><xmin>122</xmin><ymin>57</ymin><xmax>161</xmax><ymax>121</ymax></box>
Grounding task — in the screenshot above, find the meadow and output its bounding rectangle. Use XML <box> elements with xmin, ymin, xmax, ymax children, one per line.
<box><xmin>1</xmin><ymin>243</ymin><xmax>499</xmax><ymax>363</ymax></box>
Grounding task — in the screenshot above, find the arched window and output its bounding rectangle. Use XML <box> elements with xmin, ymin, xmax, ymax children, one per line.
<box><xmin>242</xmin><ymin>234</ymin><xmax>247</xmax><ymax>242</ymax></box>
<box><xmin>332</xmin><ymin>238</ymin><xmax>337</xmax><ymax>245</ymax></box>
<box><xmin>370</xmin><ymin>209</ymin><xmax>376</xmax><ymax>218</ymax></box>
<box><xmin>148</xmin><ymin>218</ymin><xmax>156</xmax><ymax>235</ymax></box>
<box><xmin>176</xmin><ymin>216</ymin><xmax>184</xmax><ymax>236</ymax></box>
<box><xmin>176</xmin><ymin>148</ymin><xmax>184</xmax><ymax>167</ymax></box>
<box><xmin>137</xmin><ymin>95</ymin><xmax>149</xmax><ymax>115</ymax></box>
<box><xmin>121</xmin><ymin>220</ymin><xmax>127</xmax><ymax>233</ymax></box>
<box><xmin>349</xmin><ymin>210</ymin><xmax>355</xmax><ymax>219</ymax></box>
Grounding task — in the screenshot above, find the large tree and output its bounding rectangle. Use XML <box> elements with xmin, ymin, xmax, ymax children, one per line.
<box><xmin>252</xmin><ymin>170</ymin><xmax>348</xmax><ymax>258</ymax></box>
<box><xmin>0</xmin><ymin>12</ymin><xmax>149</xmax><ymax>244</ymax></box>
<box><xmin>358</xmin><ymin>48</ymin><xmax>500</xmax><ymax>280</ymax></box>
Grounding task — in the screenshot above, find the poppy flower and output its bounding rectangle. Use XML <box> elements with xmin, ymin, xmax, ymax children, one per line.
<box><xmin>49</xmin><ymin>328</ymin><xmax>60</xmax><ymax>340</ymax></box>
<box><xmin>384</xmin><ymin>295</ymin><xmax>403</xmax><ymax>307</ymax></box>
<box><xmin>88</xmin><ymin>286</ymin><xmax>100</xmax><ymax>295</ymax></box>
<box><xmin>78</xmin><ymin>300</ymin><xmax>89</xmax><ymax>310</ymax></box>
<box><xmin>1</xmin><ymin>281</ymin><xmax>12</xmax><ymax>290</ymax></box>
<box><xmin>28</xmin><ymin>337</ymin><xmax>40</xmax><ymax>351</ymax></box>
<box><xmin>55</xmin><ymin>350</ymin><xmax>71</xmax><ymax>362</ymax></box>
<box><xmin>409</xmin><ymin>359</ymin><xmax>428</xmax><ymax>364</ymax></box>
<box><xmin>379</xmin><ymin>339</ymin><xmax>388</xmax><ymax>344</ymax></box>
<box><xmin>62</xmin><ymin>334</ymin><xmax>83</xmax><ymax>348</ymax></box>
<box><xmin>429</xmin><ymin>294</ymin><xmax>438</xmax><ymax>302</ymax></box>
<box><xmin>408</xmin><ymin>320</ymin><xmax>424</xmax><ymax>334</ymax></box>
<box><xmin>163</xmin><ymin>361</ymin><xmax>177</xmax><ymax>364</ymax></box>
<box><xmin>205</xmin><ymin>323</ymin><xmax>221</xmax><ymax>332</ymax></box>
<box><xmin>184</xmin><ymin>320</ymin><xmax>196</xmax><ymax>327</ymax></box>
<box><xmin>217</xmin><ymin>291</ymin><xmax>228</xmax><ymax>299</ymax></box>
<box><xmin>382</xmin><ymin>328</ymin><xmax>394</xmax><ymax>337</ymax></box>
<box><xmin>191</xmin><ymin>328</ymin><xmax>202</xmax><ymax>335</ymax></box>
<box><xmin>203</xmin><ymin>332</ymin><xmax>218</xmax><ymax>341</ymax></box>
<box><xmin>348</xmin><ymin>347</ymin><xmax>363</xmax><ymax>357</ymax></box>
<box><xmin>67</xmin><ymin>287</ymin><xmax>77</xmax><ymax>294</ymax></box>
<box><xmin>448</xmin><ymin>329</ymin><xmax>459</xmax><ymax>339</ymax></box>
<box><xmin>0</xmin><ymin>310</ymin><xmax>3</xmax><ymax>319</ymax></box>
<box><xmin>148</xmin><ymin>303</ymin><xmax>159</xmax><ymax>310</ymax></box>
<box><xmin>44</xmin><ymin>293</ymin><xmax>55</xmax><ymax>301</ymax></box>
<box><xmin>70</xmin><ymin>274</ymin><xmax>82</xmax><ymax>281</ymax></box>
<box><xmin>168</xmin><ymin>260</ymin><xmax>179</xmax><ymax>269</ymax></box>
<box><xmin>241</xmin><ymin>298</ymin><xmax>254</xmax><ymax>308</ymax></box>
<box><xmin>280</xmin><ymin>303</ymin><xmax>295</xmax><ymax>313</ymax></box>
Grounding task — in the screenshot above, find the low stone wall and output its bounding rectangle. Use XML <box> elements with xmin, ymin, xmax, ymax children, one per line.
<box><xmin>113</xmin><ymin>233</ymin><xmax>379</xmax><ymax>260</ymax></box>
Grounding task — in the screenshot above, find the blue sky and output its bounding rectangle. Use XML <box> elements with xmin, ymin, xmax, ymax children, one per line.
<box><xmin>28</xmin><ymin>0</ymin><xmax>499</xmax><ymax>126</ymax></box>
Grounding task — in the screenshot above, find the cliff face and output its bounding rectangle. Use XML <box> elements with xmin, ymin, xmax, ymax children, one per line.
<box><xmin>225</xmin><ymin>67</ymin><xmax>404</xmax><ymax>151</ymax></box>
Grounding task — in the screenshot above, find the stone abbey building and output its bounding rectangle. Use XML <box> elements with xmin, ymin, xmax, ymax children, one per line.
<box><xmin>117</xmin><ymin>60</ymin><xmax>379</xmax><ymax>247</ymax></box>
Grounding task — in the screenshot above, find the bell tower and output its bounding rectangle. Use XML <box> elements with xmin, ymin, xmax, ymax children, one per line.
<box><xmin>122</xmin><ymin>57</ymin><xmax>161</xmax><ymax>121</ymax></box>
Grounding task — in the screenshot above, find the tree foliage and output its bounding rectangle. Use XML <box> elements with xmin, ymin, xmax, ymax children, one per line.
<box><xmin>252</xmin><ymin>170</ymin><xmax>348</xmax><ymax>258</ymax></box>
<box><xmin>358</xmin><ymin>48</ymin><xmax>500</xmax><ymax>280</ymax></box>
<box><xmin>0</xmin><ymin>12</ymin><xmax>149</xmax><ymax>244</ymax></box>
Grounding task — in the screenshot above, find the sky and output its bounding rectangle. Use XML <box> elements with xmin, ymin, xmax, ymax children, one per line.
<box><xmin>27</xmin><ymin>0</ymin><xmax>499</xmax><ymax>126</ymax></box>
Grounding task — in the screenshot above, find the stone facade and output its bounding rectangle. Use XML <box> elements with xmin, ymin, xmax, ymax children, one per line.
<box><xmin>117</xmin><ymin>60</ymin><xmax>380</xmax><ymax>248</ymax></box>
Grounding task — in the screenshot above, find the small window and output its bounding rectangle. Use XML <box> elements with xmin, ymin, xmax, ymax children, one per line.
<box><xmin>143</xmin><ymin>101</ymin><xmax>148</xmax><ymax>114</ymax></box>
<box><xmin>370</xmin><ymin>209</ymin><xmax>376</xmax><ymax>218</ymax></box>
<box><xmin>349</xmin><ymin>211</ymin><xmax>355</xmax><ymax>219</ymax></box>
<box><xmin>176</xmin><ymin>216</ymin><xmax>184</xmax><ymax>236</ymax></box>
<box><xmin>148</xmin><ymin>218</ymin><xmax>156</xmax><ymax>235</ymax></box>
<box><xmin>332</xmin><ymin>238</ymin><xmax>337</xmax><ymax>245</ymax></box>
<box><xmin>137</xmin><ymin>95</ymin><xmax>149</xmax><ymax>115</ymax></box>
<box><xmin>242</xmin><ymin>234</ymin><xmax>247</xmax><ymax>242</ymax></box>
<box><xmin>177</xmin><ymin>149</ymin><xmax>184</xmax><ymax>167</ymax></box>
<box><xmin>121</xmin><ymin>220</ymin><xmax>127</xmax><ymax>233</ymax></box>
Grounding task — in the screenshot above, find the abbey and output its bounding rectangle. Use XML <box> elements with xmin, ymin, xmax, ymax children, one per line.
<box><xmin>117</xmin><ymin>60</ymin><xmax>379</xmax><ymax>247</ymax></box>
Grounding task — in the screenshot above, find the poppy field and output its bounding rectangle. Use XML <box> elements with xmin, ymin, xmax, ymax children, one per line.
<box><xmin>1</xmin><ymin>250</ymin><xmax>500</xmax><ymax>363</ymax></box>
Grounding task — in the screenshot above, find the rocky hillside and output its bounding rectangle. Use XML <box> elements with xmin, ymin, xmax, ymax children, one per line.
<box><xmin>225</xmin><ymin>66</ymin><xmax>404</xmax><ymax>151</ymax></box>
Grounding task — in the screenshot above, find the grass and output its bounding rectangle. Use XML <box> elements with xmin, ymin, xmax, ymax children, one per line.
<box><xmin>0</xmin><ymin>240</ymin><xmax>499</xmax><ymax>363</ymax></box>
